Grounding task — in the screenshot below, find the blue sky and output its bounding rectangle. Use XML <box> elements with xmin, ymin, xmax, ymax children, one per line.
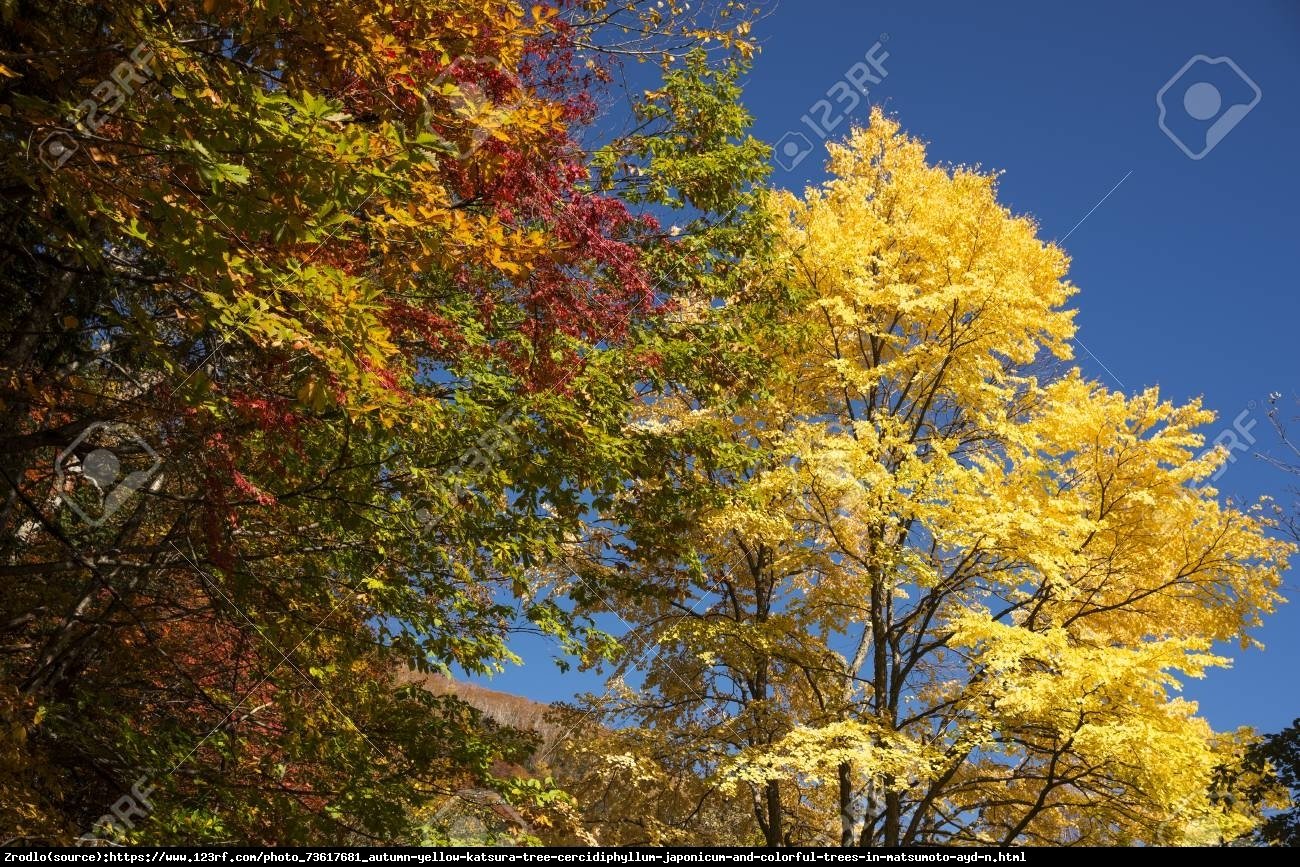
<box><xmin>474</xmin><ymin>0</ymin><xmax>1300</xmax><ymax>735</ymax></box>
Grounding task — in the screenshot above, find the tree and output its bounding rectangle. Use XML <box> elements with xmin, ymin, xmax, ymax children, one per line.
<box><xmin>567</xmin><ymin>110</ymin><xmax>1294</xmax><ymax>846</ymax></box>
<box><xmin>1243</xmin><ymin>720</ymin><xmax>1300</xmax><ymax>846</ymax></box>
<box><xmin>0</xmin><ymin>0</ymin><xmax>764</xmax><ymax>843</ymax></box>
<box><xmin>1206</xmin><ymin>720</ymin><xmax>1298</xmax><ymax>847</ymax></box>
<box><xmin>1263</xmin><ymin>393</ymin><xmax>1300</xmax><ymax>542</ymax></box>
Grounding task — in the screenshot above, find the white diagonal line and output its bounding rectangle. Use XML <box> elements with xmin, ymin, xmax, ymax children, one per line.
<box><xmin>1060</xmin><ymin>170</ymin><xmax>1132</xmax><ymax>243</ymax></box>
<box><xmin>1076</xmin><ymin>338</ymin><xmax>1125</xmax><ymax>389</ymax></box>
<box><xmin>168</xmin><ymin>543</ymin><xmax>391</xmax><ymax>761</ymax></box>
<box><xmin>1059</xmin><ymin>170</ymin><xmax>1133</xmax><ymax>390</ymax></box>
<box><xmin>163</xmin><ymin>559</ymin><xmax>389</xmax><ymax>776</ymax></box>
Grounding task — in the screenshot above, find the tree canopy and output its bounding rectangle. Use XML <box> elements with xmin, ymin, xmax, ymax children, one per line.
<box><xmin>550</xmin><ymin>111</ymin><xmax>1293</xmax><ymax>847</ymax></box>
<box><xmin>1</xmin><ymin>0</ymin><xmax>765</xmax><ymax>843</ymax></box>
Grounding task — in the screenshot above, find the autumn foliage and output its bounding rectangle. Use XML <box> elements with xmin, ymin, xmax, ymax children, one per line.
<box><xmin>545</xmin><ymin>113</ymin><xmax>1293</xmax><ymax>846</ymax></box>
<box><xmin>0</xmin><ymin>0</ymin><xmax>762</xmax><ymax>844</ymax></box>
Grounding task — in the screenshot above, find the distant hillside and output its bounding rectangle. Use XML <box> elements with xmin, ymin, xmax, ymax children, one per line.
<box><xmin>402</xmin><ymin>670</ymin><xmax>565</xmax><ymax>747</ymax></box>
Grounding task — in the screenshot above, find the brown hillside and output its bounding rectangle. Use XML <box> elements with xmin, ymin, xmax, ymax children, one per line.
<box><xmin>401</xmin><ymin>670</ymin><xmax>565</xmax><ymax>746</ymax></box>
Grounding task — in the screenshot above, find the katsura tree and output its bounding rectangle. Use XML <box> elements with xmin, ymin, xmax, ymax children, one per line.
<box><xmin>0</xmin><ymin>0</ymin><xmax>765</xmax><ymax>843</ymax></box>
<box><xmin>566</xmin><ymin>110</ymin><xmax>1294</xmax><ymax>846</ymax></box>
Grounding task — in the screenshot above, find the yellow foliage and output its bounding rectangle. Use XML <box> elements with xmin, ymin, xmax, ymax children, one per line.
<box><xmin>592</xmin><ymin>110</ymin><xmax>1293</xmax><ymax>846</ymax></box>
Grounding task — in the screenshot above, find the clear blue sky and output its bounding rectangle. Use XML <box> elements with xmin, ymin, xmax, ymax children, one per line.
<box><xmin>474</xmin><ymin>0</ymin><xmax>1300</xmax><ymax>735</ymax></box>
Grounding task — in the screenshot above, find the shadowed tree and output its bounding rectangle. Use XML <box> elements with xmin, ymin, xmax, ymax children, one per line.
<box><xmin>0</xmin><ymin>0</ymin><xmax>765</xmax><ymax>843</ymax></box>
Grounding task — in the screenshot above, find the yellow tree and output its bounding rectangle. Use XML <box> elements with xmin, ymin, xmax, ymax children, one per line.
<box><xmin>572</xmin><ymin>110</ymin><xmax>1293</xmax><ymax>846</ymax></box>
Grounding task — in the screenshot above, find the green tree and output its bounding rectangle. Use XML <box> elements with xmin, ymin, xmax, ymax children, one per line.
<box><xmin>0</xmin><ymin>0</ymin><xmax>765</xmax><ymax>843</ymax></box>
<box><xmin>1247</xmin><ymin>721</ymin><xmax>1300</xmax><ymax>846</ymax></box>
